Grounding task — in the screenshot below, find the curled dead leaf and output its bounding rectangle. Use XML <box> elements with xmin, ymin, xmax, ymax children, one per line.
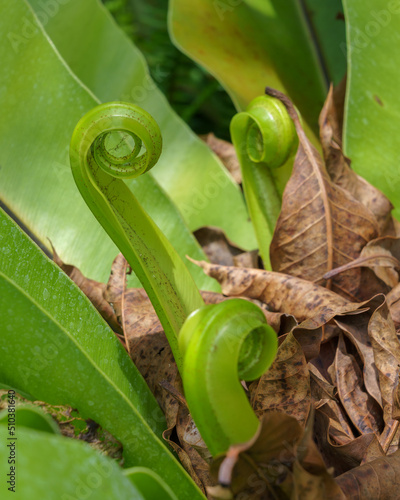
<box><xmin>52</xmin><ymin>245</ymin><xmax>122</xmax><ymax>334</ymax></box>
<box><xmin>319</xmin><ymin>86</ymin><xmax>394</xmax><ymax>237</ymax></box>
<box><xmin>250</xmin><ymin>332</ymin><xmax>311</xmax><ymax>427</ymax></box>
<box><xmin>266</xmin><ymin>87</ymin><xmax>379</xmax><ymax>302</ymax></box>
<box><xmin>336</xmin><ymin>450</ymin><xmax>400</xmax><ymax>499</ymax></box>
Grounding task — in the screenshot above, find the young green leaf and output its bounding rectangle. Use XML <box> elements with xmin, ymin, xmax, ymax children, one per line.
<box><xmin>230</xmin><ymin>93</ymin><xmax>298</xmax><ymax>268</ymax></box>
<box><xmin>179</xmin><ymin>299</ymin><xmax>278</xmax><ymax>456</ymax></box>
<box><xmin>0</xmin><ymin>208</ymin><xmax>205</xmax><ymax>499</ymax></box>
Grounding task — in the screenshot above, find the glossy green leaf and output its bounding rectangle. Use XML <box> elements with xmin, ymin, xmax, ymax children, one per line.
<box><xmin>302</xmin><ymin>0</ymin><xmax>347</xmax><ymax>85</ymax></box>
<box><xmin>0</xmin><ymin>0</ymin><xmax>226</xmax><ymax>292</ymax></box>
<box><xmin>0</xmin><ymin>425</ymin><xmax>143</xmax><ymax>499</ymax></box>
<box><xmin>230</xmin><ymin>93</ymin><xmax>298</xmax><ymax>268</ymax></box>
<box><xmin>343</xmin><ymin>0</ymin><xmax>400</xmax><ymax>220</ymax></box>
<box><xmin>169</xmin><ymin>0</ymin><xmax>329</xmax><ymax>132</ymax></box>
<box><xmin>0</xmin><ymin>208</ymin><xmax>205</xmax><ymax>499</ymax></box>
<box><xmin>0</xmin><ymin>405</ymin><xmax>60</xmax><ymax>435</ymax></box>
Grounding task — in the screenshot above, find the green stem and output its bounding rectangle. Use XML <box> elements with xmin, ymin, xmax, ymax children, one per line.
<box><xmin>230</xmin><ymin>94</ymin><xmax>298</xmax><ymax>269</ymax></box>
<box><xmin>69</xmin><ymin>102</ymin><xmax>204</xmax><ymax>372</ymax></box>
<box><xmin>179</xmin><ymin>298</ymin><xmax>278</xmax><ymax>456</ymax></box>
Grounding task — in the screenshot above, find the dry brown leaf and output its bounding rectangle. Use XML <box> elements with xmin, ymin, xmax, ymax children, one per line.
<box><xmin>262</xmin><ymin>310</ymin><xmax>298</xmax><ymax>336</ymax></box>
<box><xmin>103</xmin><ymin>252</ymin><xmax>127</xmax><ymax>321</ymax></box>
<box><xmin>314</xmin><ymin>408</ymin><xmax>379</xmax><ymax>476</ymax></box>
<box><xmin>369</xmin><ymin>301</ymin><xmax>400</xmax><ymax>423</ymax></box>
<box><xmin>266</xmin><ymin>87</ymin><xmax>379</xmax><ymax>302</ymax></box>
<box><xmin>334</xmin><ymin>334</ymin><xmax>383</xmax><ymax>435</ymax></box>
<box><xmin>178</xmin><ymin>409</ymin><xmax>211</xmax><ymax>463</ymax></box>
<box><xmin>232</xmin><ymin>250</ymin><xmax>259</xmax><ymax>269</ymax></box>
<box><xmin>211</xmin><ymin>412</ymin><xmax>345</xmax><ymax>499</ymax></box>
<box><xmin>324</xmin><ymin>236</ymin><xmax>400</xmax><ymax>289</ymax></box>
<box><xmin>311</xmin><ymin>339</ymin><xmax>339</xmax><ymax>385</ymax></box>
<box><xmin>336</xmin><ymin>449</ymin><xmax>400</xmax><ymax>499</ymax></box>
<box><xmin>319</xmin><ymin>86</ymin><xmax>394</xmax><ymax>237</ymax></box>
<box><xmin>189</xmin><ymin>258</ymin><xmax>382</xmax><ymax>327</ymax></box>
<box><xmin>317</xmin><ymin>400</ymin><xmax>354</xmax><ymax>445</ymax></box>
<box><xmin>387</xmin><ymin>284</ymin><xmax>400</xmax><ymax>328</ymax></box>
<box><xmin>194</xmin><ymin>226</ymin><xmax>245</xmax><ymax>267</ymax></box>
<box><xmin>289</xmin><ymin>460</ymin><xmax>345</xmax><ymax>500</ymax></box>
<box><xmin>175</xmin><ymin>405</ymin><xmax>214</xmax><ymax>491</ymax></box>
<box><xmin>361</xmin><ymin>436</ymin><xmax>385</xmax><ymax>465</ymax></box>
<box><xmin>379</xmin><ymin>420</ymin><xmax>400</xmax><ymax>455</ymax></box>
<box><xmin>52</xmin><ymin>246</ymin><xmax>122</xmax><ymax>334</ymax></box>
<box><xmin>163</xmin><ymin>425</ymin><xmax>209</xmax><ymax>495</ymax></box>
<box><xmin>335</xmin><ymin>313</ymin><xmax>382</xmax><ymax>408</ymax></box>
<box><xmin>210</xmin><ymin>413</ymin><xmax>304</xmax><ymax>496</ymax></box>
<box><xmin>200</xmin><ymin>132</ymin><xmax>242</xmax><ymax>184</ymax></box>
<box><xmin>309</xmin><ymin>363</ymin><xmax>336</xmax><ymax>404</ymax></box>
<box><xmin>250</xmin><ymin>332</ymin><xmax>311</xmax><ymax>427</ymax></box>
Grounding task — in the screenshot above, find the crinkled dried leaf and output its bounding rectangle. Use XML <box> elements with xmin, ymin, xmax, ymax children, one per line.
<box><xmin>104</xmin><ymin>253</ymin><xmax>128</xmax><ymax>323</ymax></box>
<box><xmin>52</xmin><ymin>246</ymin><xmax>122</xmax><ymax>334</ymax></box>
<box><xmin>289</xmin><ymin>460</ymin><xmax>345</xmax><ymax>500</ymax></box>
<box><xmin>210</xmin><ymin>413</ymin><xmax>303</xmax><ymax>495</ymax></box>
<box><xmin>335</xmin><ymin>312</ymin><xmax>382</xmax><ymax>407</ymax></box>
<box><xmin>176</xmin><ymin>406</ymin><xmax>214</xmax><ymax>489</ymax></box>
<box><xmin>163</xmin><ymin>424</ymin><xmax>208</xmax><ymax>495</ymax></box>
<box><xmin>189</xmin><ymin>259</ymin><xmax>358</xmax><ymax>323</ymax></box>
<box><xmin>324</xmin><ymin>236</ymin><xmax>400</xmax><ymax>289</ymax></box>
<box><xmin>232</xmin><ymin>250</ymin><xmax>259</xmax><ymax>269</ymax></box>
<box><xmin>267</xmin><ymin>88</ymin><xmax>379</xmax><ymax>302</ymax></box>
<box><xmin>309</xmin><ymin>363</ymin><xmax>336</xmax><ymax>404</ymax></box>
<box><xmin>263</xmin><ymin>311</ymin><xmax>298</xmax><ymax>336</ymax></box>
<box><xmin>387</xmin><ymin>283</ymin><xmax>400</xmax><ymax>328</ymax></box>
<box><xmin>314</xmin><ymin>409</ymin><xmax>379</xmax><ymax>476</ymax></box>
<box><xmin>211</xmin><ymin>411</ymin><xmax>347</xmax><ymax>499</ymax></box>
<box><xmin>250</xmin><ymin>332</ymin><xmax>311</xmax><ymax>427</ymax></box>
<box><xmin>369</xmin><ymin>301</ymin><xmax>400</xmax><ymax>423</ymax></box>
<box><xmin>194</xmin><ymin>227</ymin><xmax>245</xmax><ymax>267</ymax></box>
<box><xmin>317</xmin><ymin>400</ymin><xmax>354</xmax><ymax>445</ymax></box>
<box><xmin>336</xmin><ymin>449</ymin><xmax>400</xmax><ymax>499</ymax></box>
<box><xmin>282</xmin><ymin>411</ymin><xmax>346</xmax><ymax>499</ymax></box>
<box><xmin>380</xmin><ymin>420</ymin><xmax>400</xmax><ymax>456</ymax></box>
<box><xmin>319</xmin><ymin>86</ymin><xmax>394</xmax><ymax>237</ymax></box>
<box><xmin>334</xmin><ymin>334</ymin><xmax>383</xmax><ymax>434</ymax></box>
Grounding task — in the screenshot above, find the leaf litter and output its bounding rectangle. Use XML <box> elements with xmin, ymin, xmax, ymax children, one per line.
<box><xmin>53</xmin><ymin>85</ymin><xmax>400</xmax><ymax>499</ymax></box>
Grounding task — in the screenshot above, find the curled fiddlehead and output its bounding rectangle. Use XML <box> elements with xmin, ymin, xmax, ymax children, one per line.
<box><xmin>70</xmin><ymin>103</ymin><xmax>279</xmax><ymax>458</ymax></box>
<box><xmin>69</xmin><ymin>102</ymin><xmax>204</xmax><ymax>371</ymax></box>
<box><xmin>179</xmin><ymin>298</ymin><xmax>278</xmax><ymax>456</ymax></box>
<box><xmin>230</xmin><ymin>93</ymin><xmax>298</xmax><ymax>269</ymax></box>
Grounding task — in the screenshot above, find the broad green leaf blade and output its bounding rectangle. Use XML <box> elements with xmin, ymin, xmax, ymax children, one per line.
<box><xmin>169</xmin><ymin>0</ymin><xmax>327</xmax><ymax>132</ymax></box>
<box><xmin>0</xmin><ymin>426</ymin><xmax>143</xmax><ymax>499</ymax></box>
<box><xmin>343</xmin><ymin>0</ymin><xmax>400</xmax><ymax>220</ymax></box>
<box><xmin>302</xmin><ymin>0</ymin><xmax>347</xmax><ymax>85</ymax></box>
<box><xmin>0</xmin><ymin>0</ymin><xmax>219</xmax><ymax>292</ymax></box>
<box><xmin>27</xmin><ymin>0</ymin><xmax>257</xmax><ymax>249</ymax></box>
<box><xmin>0</xmin><ymin>208</ymin><xmax>205</xmax><ymax>499</ymax></box>
<box><xmin>0</xmin><ymin>405</ymin><xmax>60</xmax><ymax>435</ymax></box>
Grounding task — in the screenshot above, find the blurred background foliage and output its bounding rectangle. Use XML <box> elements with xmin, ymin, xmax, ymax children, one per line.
<box><xmin>103</xmin><ymin>0</ymin><xmax>236</xmax><ymax>140</ymax></box>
